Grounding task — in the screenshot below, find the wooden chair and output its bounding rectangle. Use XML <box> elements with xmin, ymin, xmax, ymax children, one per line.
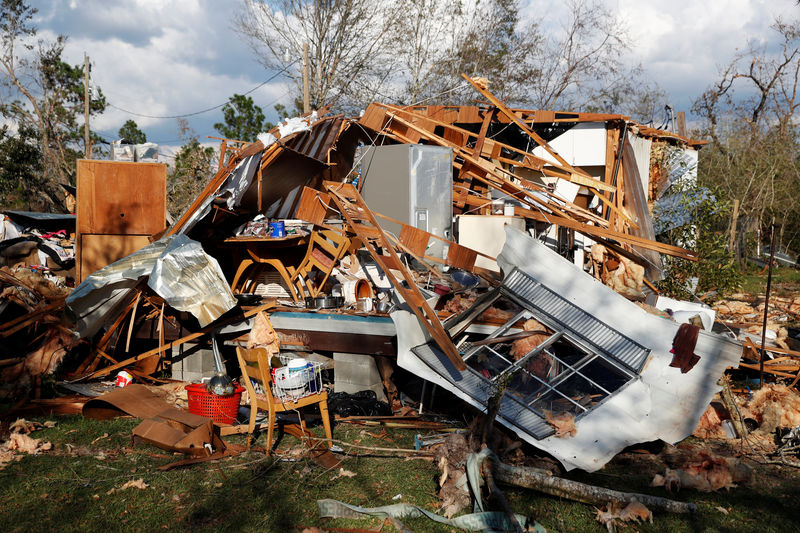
<box><xmin>232</xmin><ymin>229</ymin><xmax>351</xmax><ymax>302</ymax></box>
<box><xmin>235</xmin><ymin>346</ymin><xmax>332</xmax><ymax>453</ymax></box>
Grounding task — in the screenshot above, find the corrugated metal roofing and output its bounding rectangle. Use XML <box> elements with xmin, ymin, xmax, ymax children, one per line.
<box><xmin>284</xmin><ymin>116</ymin><xmax>345</xmax><ymax>163</ymax></box>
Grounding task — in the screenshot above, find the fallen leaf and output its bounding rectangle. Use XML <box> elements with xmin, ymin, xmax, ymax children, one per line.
<box><xmin>716</xmin><ymin>506</ymin><xmax>729</xmax><ymax>515</ymax></box>
<box><xmin>0</xmin><ymin>449</ymin><xmax>22</xmax><ymax>470</ymax></box>
<box><xmin>3</xmin><ymin>432</ymin><xmax>51</xmax><ymax>454</ymax></box>
<box><xmin>544</xmin><ymin>411</ymin><xmax>577</xmax><ymax>438</ymax></box>
<box><xmin>331</xmin><ymin>468</ymin><xmax>357</xmax><ymax>480</ymax></box>
<box><xmin>119</xmin><ymin>478</ymin><xmax>149</xmax><ymax>490</ymax></box>
<box><xmin>43</xmin><ymin>421</ymin><xmax>56</xmax><ymax>428</ymax></box>
<box><xmin>91</xmin><ymin>433</ymin><xmax>109</xmax><ymax>445</ymax></box>
<box><xmin>108</xmin><ymin>478</ymin><xmax>149</xmax><ymax>494</ymax></box>
<box><xmin>92</xmin><ymin>494</ymin><xmax>100</xmax><ymax>500</ymax></box>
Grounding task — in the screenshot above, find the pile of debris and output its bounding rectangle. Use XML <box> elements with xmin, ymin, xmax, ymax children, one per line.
<box><xmin>0</xmin><ymin>265</ymin><xmax>75</xmax><ymax>399</ymax></box>
<box><xmin>1</xmin><ymin>74</ymin><xmax>778</xmax><ymax>485</ymax></box>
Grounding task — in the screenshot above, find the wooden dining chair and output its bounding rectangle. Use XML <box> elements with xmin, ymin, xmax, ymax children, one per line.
<box><xmin>235</xmin><ymin>346</ymin><xmax>333</xmax><ymax>452</ymax></box>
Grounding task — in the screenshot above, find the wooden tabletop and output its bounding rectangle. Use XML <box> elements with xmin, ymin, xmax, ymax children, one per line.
<box><xmin>224</xmin><ymin>233</ymin><xmax>308</xmax><ymax>243</ymax></box>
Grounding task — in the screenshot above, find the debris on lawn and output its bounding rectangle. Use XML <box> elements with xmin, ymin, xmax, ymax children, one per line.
<box><xmin>7</xmin><ymin>68</ymin><xmax>800</xmax><ymax>532</ymax></box>
<box><xmin>595</xmin><ymin>500</ymin><xmax>653</xmax><ymax>532</ymax></box>
<box><xmin>106</xmin><ymin>478</ymin><xmax>149</xmax><ymax>495</ymax></box>
<box><xmin>652</xmin><ymin>449</ymin><xmax>752</xmax><ymax>492</ymax></box>
<box><xmin>1</xmin><ymin>417</ymin><xmax>54</xmax><ymax>469</ymax></box>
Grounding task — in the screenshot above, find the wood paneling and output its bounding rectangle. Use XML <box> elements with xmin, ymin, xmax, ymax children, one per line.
<box><xmin>76</xmin><ymin>160</ymin><xmax>167</xmax><ymax>282</ymax></box>
<box><xmin>79</xmin><ymin>234</ymin><xmax>152</xmax><ymax>279</ymax></box>
<box><xmin>77</xmin><ymin>160</ymin><xmax>166</xmax><ymax>234</ymax></box>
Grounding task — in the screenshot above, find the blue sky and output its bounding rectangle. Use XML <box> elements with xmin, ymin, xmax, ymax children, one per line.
<box><xmin>31</xmin><ymin>0</ymin><xmax>800</xmax><ymax>154</ymax></box>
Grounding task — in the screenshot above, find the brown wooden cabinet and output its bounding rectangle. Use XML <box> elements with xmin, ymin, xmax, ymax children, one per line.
<box><xmin>76</xmin><ymin>160</ymin><xmax>167</xmax><ymax>282</ymax></box>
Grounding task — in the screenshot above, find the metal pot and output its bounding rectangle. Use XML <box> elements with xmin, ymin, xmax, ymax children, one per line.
<box><xmin>206</xmin><ymin>333</ymin><xmax>234</xmax><ymax>396</ymax></box>
<box><xmin>304</xmin><ymin>296</ymin><xmax>344</xmax><ymax>309</ymax></box>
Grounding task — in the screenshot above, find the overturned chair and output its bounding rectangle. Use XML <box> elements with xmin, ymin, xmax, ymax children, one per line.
<box><xmin>235</xmin><ymin>346</ymin><xmax>333</xmax><ymax>453</ymax></box>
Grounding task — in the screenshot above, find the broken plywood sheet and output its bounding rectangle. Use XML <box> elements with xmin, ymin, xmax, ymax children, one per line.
<box><xmin>394</xmin><ymin>226</ymin><xmax>741</xmax><ymax>471</ymax></box>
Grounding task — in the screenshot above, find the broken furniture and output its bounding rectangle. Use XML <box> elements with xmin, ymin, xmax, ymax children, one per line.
<box><xmin>76</xmin><ymin>159</ymin><xmax>167</xmax><ymax>283</ymax></box>
<box><xmin>230</xmin><ymin>229</ymin><xmax>350</xmax><ymax>302</ymax></box>
<box><xmin>226</xmin><ymin>232</ymin><xmax>310</xmax><ymax>294</ymax></box>
<box><xmin>235</xmin><ymin>346</ymin><xmax>333</xmax><ymax>452</ymax></box>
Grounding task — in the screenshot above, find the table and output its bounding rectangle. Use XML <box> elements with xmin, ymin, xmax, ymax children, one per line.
<box><xmin>223</xmin><ymin>233</ymin><xmax>310</xmax><ymax>294</ymax></box>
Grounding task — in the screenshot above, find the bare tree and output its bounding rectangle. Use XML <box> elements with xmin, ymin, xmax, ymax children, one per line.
<box><xmin>0</xmin><ymin>0</ymin><xmax>106</xmax><ymax>211</ymax></box>
<box><xmin>518</xmin><ymin>0</ymin><xmax>631</xmax><ymax>109</ymax></box>
<box><xmin>392</xmin><ymin>0</ymin><xmax>636</xmax><ymax>110</ymax></box>
<box><xmin>235</xmin><ymin>0</ymin><xmax>401</xmax><ymax>112</ymax></box>
<box><xmin>693</xmin><ymin>18</ymin><xmax>800</xmax><ymax>254</ymax></box>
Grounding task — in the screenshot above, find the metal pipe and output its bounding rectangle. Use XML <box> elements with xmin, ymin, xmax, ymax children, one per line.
<box><xmin>760</xmin><ymin>223</ymin><xmax>776</xmax><ymax>387</ymax></box>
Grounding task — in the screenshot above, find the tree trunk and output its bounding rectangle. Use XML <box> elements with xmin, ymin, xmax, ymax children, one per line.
<box><xmin>493</xmin><ymin>461</ymin><xmax>696</xmax><ymax>514</ymax></box>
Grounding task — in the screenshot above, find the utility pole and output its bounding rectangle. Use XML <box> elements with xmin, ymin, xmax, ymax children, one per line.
<box><xmin>303</xmin><ymin>42</ymin><xmax>310</xmax><ymax>113</ymax></box>
<box><xmin>84</xmin><ymin>54</ymin><xmax>91</xmax><ymax>159</ymax></box>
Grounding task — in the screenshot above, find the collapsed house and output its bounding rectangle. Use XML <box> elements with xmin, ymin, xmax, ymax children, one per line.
<box><xmin>0</xmin><ymin>76</ymin><xmax>744</xmax><ymax>471</ymax></box>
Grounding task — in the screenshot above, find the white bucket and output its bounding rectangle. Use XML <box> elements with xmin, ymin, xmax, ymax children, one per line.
<box><xmin>288</xmin><ymin>358</ymin><xmax>308</xmax><ymax>373</ymax></box>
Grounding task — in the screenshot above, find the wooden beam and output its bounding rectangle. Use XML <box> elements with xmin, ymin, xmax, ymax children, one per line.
<box><xmin>462</xmin><ymin>74</ymin><xmax>590</xmax><ymax>179</ymax></box>
<box><xmin>77</xmin><ymin>301</ymin><xmax>277</xmax><ymax>381</ymax></box>
<box><xmin>377</xmin><ymin>103</ymin><xmax>616</xmax><ymax>194</ymax></box>
<box><xmin>461</xmin><ymin>196</ymin><xmax>696</xmax><ymax>260</ymax></box>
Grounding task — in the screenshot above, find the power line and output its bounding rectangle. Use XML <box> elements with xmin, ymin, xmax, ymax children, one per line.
<box><xmin>106</xmin><ymin>59</ymin><xmax>298</xmax><ymax>120</ymax></box>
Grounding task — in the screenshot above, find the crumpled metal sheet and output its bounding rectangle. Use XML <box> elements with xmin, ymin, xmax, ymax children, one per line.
<box><xmin>393</xmin><ymin>225</ymin><xmax>742</xmax><ymax>472</ymax></box>
<box><xmin>66</xmin><ymin>234</ymin><xmax>236</xmax><ymax>338</ymax></box>
<box><xmin>148</xmin><ymin>234</ymin><xmax>236</xmax><ymax>327</ymax></box>
<box><xmin>66</xmin><ymin>238</ymin><xmax>172</xmax><ymax>338</ymax></box>
<box><xmin>215</xmin><ymin>153</ymin><xmax>262</xmax><ymax>210</ymax></box>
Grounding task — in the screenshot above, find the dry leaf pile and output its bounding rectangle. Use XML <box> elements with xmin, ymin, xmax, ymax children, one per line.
<box><xmin>651</xmin><ymin>450</ymin><xmax>752</xmax><ymax>492</ymax></box>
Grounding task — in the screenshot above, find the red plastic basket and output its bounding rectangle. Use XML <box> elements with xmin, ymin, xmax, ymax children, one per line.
<box><xmin>185</xmin><ymin>383</ymin><xmax>244</xmax><ymax>425</ymax></box>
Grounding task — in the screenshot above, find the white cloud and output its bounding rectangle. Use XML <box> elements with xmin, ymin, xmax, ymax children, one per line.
<box><xmin>520</xmin><ymin>0</ymin><xmax>799</xmax><ymax>114</ymax></box>
<box><xmin>26</xmin><ymin>0</ymin><xmax>800</xmax><ymax>141</ymax></box>
<box><xmin>33</xmin><ymin>0</ymin><xmax>294</xmax><ymax>145</ymax></box>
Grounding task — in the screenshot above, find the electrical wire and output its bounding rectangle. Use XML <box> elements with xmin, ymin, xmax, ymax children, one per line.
<box><xmin>105</xmin><ymin>59</ymin><xmax>299</xmax><ymax>120</ymax></box>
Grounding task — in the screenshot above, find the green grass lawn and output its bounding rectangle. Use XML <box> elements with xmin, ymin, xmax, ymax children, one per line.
<box><xmin>2</xmin><ymin>415</ymin><xmax>800</xmax><ymax>532</ymax></box>
<box><xmin>739</xmin><ymin>265</ymin><xmax>800</xmax><ymax>297</ymax></box>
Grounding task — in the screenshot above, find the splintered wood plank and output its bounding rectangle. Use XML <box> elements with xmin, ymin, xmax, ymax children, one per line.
<box><xmin>79</xmin><ymin>301</ymin><xmax>277</xmax><ymax>381</ymax></box>
<box><xmin>443</xmin><ymin>128</ymin><xmax>466</xmax><ymax>146</ymax></box>
<box><xmin>295</xmin><ymin>186</ymin><xmax>331</xmax><ymax>225</ymax></box>
<box><xmin>325</xmin><ymin>182</ymin><xmax>465</xmax><ymax>371</ymax></box>
<box><xmin>382</xmin><ymin>110</ymin><xmax>608</xmax><ymax>227</ymax></box>
<box><xmin>399</xmin><ymin>225</ymin><xmax>431</xmax><ymax>257</ymax></box>
<box><xmin>462</xmin><ymin>74</ymin><xmax>588</xmax><ymax>179</ymax></box>
<box><xmin>377</xmin><ymin>103</ymin><xmax>617</xmax><ymax>197</ymax></box>
<box><xmin>446</xmin><ymin>243</ymin><xmax>478</xmax><ymax>271</ymax></box>
<box><xmin>359</xmin><ymin>104</ymin><xmax>389</xmax><ymax>131</ymax></box>
<box><xmin>509</xmin><ymin>203</ymin><xmax>697</xmax><ymax>261</ymax></box>
<box><xmin>375</xmin><ymin>210</ymin><xmax>495</xmax><ymax>265</ymax></box>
